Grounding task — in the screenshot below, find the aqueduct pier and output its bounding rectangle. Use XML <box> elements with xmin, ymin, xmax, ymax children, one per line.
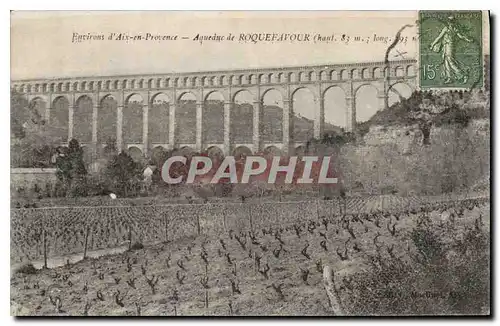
<box><xmin>11</xmin><ymin>59</ymin><xmax>417</xmax><ymax>159</ymax></box>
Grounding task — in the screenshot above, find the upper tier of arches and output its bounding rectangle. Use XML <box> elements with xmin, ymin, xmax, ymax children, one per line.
<box><xmin>12</xmin><ymin>60</ymin><xmax>417</xmax><ymax>94</ymax></box>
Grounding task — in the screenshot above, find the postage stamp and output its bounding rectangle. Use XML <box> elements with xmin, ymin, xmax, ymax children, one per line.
<box><xmin>419</xmin><ymin>11</ymin><xmax>483</xmax><ymax>89</ymax></box>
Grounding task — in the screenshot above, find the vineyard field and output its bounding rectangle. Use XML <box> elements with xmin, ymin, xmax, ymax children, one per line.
<box><xmin>10</xmin><ymin>195</ymin><xmax>490</xmax><ymax>316</ymax></box>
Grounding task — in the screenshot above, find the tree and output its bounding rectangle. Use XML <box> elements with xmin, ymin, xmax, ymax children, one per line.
<box><xmin>102</xmin><ymin>138</ymin><xmax>117</xmax><ymax>159</ymax></box>
<box><xmin>11</xmin><ymin>90</ymin><xmax>30</xmax><ymax>139</ymax></box>
<box><xmin>402</xmin><ymin>90</ymin><xmax>477</xmax><ymax>145</ymax></box>
<box><xmin>150</xmin><ymin>147</ymin><xmax>170</xmax><ymax>168</ymax></box>
<box><xmin>10</xmin><ymin>90</ymin><xmax>62</xmax><ymax>167</ymax></box>
<box><xmin>104</xmin><ymin>150</ymin><xmax>143</xmax><ymax>197</ymax></box>
<box><xmin>55</xmin><ymin>139</ymin><xmax>88</xmax><ymax>197</ymax></box>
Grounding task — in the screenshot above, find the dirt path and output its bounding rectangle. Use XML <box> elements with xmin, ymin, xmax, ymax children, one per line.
<box><xmin>11</xmin><ymin>244</ymin><xmax>130</xmax><ymax>274</ymax></box>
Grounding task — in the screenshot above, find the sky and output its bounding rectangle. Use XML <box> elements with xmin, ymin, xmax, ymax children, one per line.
<box><xmin>10</xmin><ymin>11</ymin><xmax>489</xmax><ymax>126</ymax></box>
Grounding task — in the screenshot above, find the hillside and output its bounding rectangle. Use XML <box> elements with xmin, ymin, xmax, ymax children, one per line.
<box><xmin>357</xmin><ymin>90</ymin><xmax>490</xmax><ymax>137</ymax></box>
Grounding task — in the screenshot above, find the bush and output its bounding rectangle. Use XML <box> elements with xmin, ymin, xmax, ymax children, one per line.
<box><xmin>45</xmin><ymin>182</ymin><xmax>52</xmax><ymax>198</ymax></box>
<box><xmin>130</xmin><ymin>242</ymin><xmax>144</xmax><ymax>251</ymax></box>
<box><xmin>380</xmin><ymin>185</ymin><xmax>398</xmax><ymax>195</ymax></box>
<box><xmin>343</xmin><ymin>224</ymin><xmax>490</xmax><ymax>315</ymax></box>
<box><xmin>411</xmin><ymin>226</ymin><xmax>445</xmax><ymax>263</ymax></box>
<box><xmin>15</xmin><ymin>263</ymin><xmax>38</xmax><ymax>275</ymax></box>
<box><xmin>103</xmin><ymin>151</ymin><xmax>143</xmax><ymax>197</ymax></box>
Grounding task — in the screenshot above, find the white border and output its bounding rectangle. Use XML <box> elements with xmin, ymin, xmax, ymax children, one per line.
<box><xmin>3</xmin><ymin>1</ymin><xmax>497</xmax><ymax>325</ymax></box>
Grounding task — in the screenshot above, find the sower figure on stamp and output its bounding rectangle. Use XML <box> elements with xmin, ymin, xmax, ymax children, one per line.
<box><xmin>430</xmin><ymin>16</ymin><xmax>473</xmax><ymax>84</ymax></box>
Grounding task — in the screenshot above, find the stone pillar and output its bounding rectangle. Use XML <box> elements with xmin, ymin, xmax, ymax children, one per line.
<box><xmin>345</xmin><ymin>96</ymin><xmax>355</xmax><ymax>132</ymax></box>
<box><xmin>45</xmin><ymin>107</ymin><xmax>51</xmax><ymax>124</ymax></box>
<box><xmin>116</xmin><ymin>105</ymin><xmax>123</xmax><ymax>152</ymax></box>
<box><xmin>252</xmin><ymin>100</ymin><xmax>262</xmax><ymax>153</ymax></box>
<box><xmin>169</xmin><ymin>103</ymin><xmax>176</xmax><ymax>149</ymax></box>
<box><xmin>378</xmin><ymin>92</ymin><xmax>388</xmax><ymax>112</ymax></box>
<box><xmin>68</xmin><ymin>105</ymin><xmax>74</xmax><ymax>142</ymax></box>
<box><xmin>314</xmin><ymin>97</ymin><xmax>324</xmax><ymax>139</ymax></box>
<box><xmin>224</xmin><ymin>101</ymin><xmax>231</xmax><ymax>156</ymax></box>
<box><xmin>282</xmin><ymin>99</ymin><xmax>291</xmax><ymax>154</ymax></box>
<box><xmin>92</xmin><ymin>104</ymin><xmax>98</xmax><ymax>150</ymax></box>
<box><xmin>196</xmin><ymin>101</ymin><xmax>203</xmax><ymax>152</ymax></box>
<box><xmin>143</xmin><ymin>105</ymin><xmax>149</xmax><ymax>156</ymax></box>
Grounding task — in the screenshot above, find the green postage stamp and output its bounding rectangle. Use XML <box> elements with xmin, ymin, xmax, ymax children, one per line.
<box><xmin>419</xmin><ymin>11</ymin><xmax>483</xmax><ymax>89</ymax></box>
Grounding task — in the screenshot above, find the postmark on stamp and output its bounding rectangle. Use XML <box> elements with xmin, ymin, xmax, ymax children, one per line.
<box><xmin>419</xmin><ymin>11</ymin><xmax>483</xmax><ymax>89</ymax></box>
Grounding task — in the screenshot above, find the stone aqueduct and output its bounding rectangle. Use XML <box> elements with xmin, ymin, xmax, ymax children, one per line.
<box><xmin>11</xmin><ymin>59</ymin><xmax>417</xmax><ymax>160</ymax></box>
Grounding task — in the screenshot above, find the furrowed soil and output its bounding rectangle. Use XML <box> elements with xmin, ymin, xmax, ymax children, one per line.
<box><xmin>11</xmin><ymin>199</ymin><xmax>489</xmax><ymax>316</ymax></box>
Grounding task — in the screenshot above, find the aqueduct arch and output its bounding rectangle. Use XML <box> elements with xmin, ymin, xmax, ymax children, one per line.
<box><xmin>12</xmin><ymin>59</ymin><xmax>417</xmax><ymax>157</ymax></box>
<box><xmin>74</xmin><ymin>95</ymin><xmax>93</xmax><ymax>143</ymax></box>
<box><xmin>51</xmin><ymin>96</ymin><xmax>69</xmax><ymax>142</ymax></box>
<box><xmin>99</xmin><ymin>94</ymin><xmax>118</xmax><ymax>145</ymax></box>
